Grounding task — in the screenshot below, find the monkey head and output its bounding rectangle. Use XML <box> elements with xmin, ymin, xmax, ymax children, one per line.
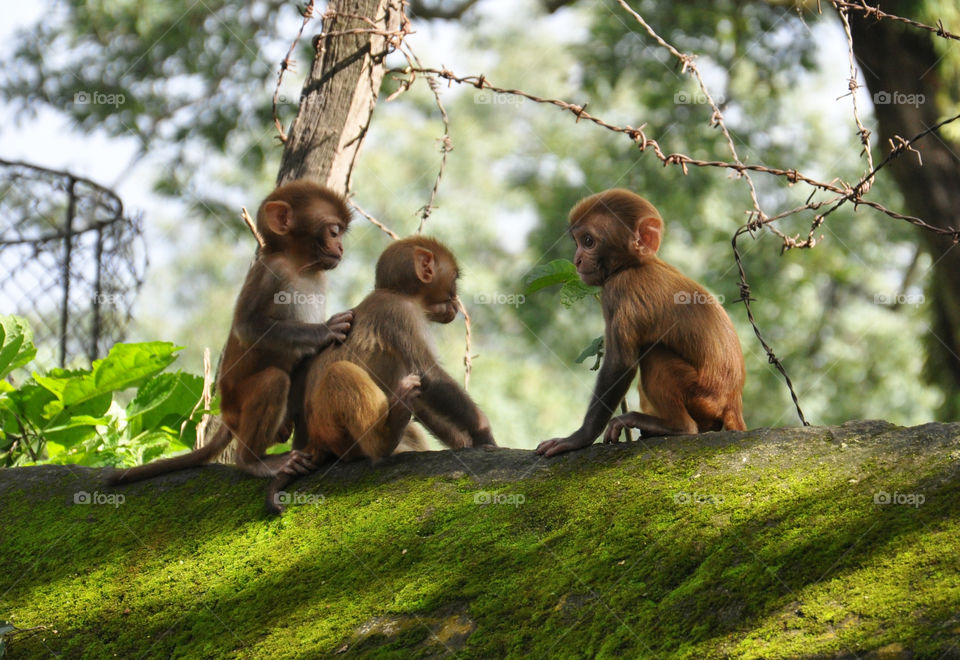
<box><xmin>568</xmin><ymin>188</ymin><xmax>664</xmax><ymax>286</ymax></box>
<box><xmin>375</xmin><ymin>236</ymin><xmax>461</xmax><ymax>323</ymax></box>
<box><xmin>256</xmin><ymin>180</ymin><xmax>352</xmax><ymax>272</ymax></box>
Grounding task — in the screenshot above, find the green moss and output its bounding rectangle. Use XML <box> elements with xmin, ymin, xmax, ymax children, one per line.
<box><xmin>1</xmin><ymin>423</ymin><xmax>959</xmax><ymax>657</ymax></box>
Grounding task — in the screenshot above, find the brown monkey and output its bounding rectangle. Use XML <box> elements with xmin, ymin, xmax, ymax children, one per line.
<box><xmin>536</xmin><ymin>189</ymin><xmax>746</xmax><ymax>458</ymax></box>
<box><xmin>108</xmin><ymin>180</ymin><xmax>353</xmax><ymax>484</ymax></box>
<box><xmin>267</xmin><ymin>236</ymin><xmax>496</xmax><ymax>514</ymax></box>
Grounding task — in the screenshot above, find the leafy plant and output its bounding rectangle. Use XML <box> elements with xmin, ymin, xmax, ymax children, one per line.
<box><xmin>524</xmin><ymin>259</ymin><xmax>605</xmax><ymax>367</ymax></box>
<box><xmin>0</xmin><ymin>315</ymin><xmax>212</xmax><ymax>467</ymax></box>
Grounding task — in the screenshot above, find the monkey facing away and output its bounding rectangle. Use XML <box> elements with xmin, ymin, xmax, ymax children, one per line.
<box><xmin>537</xmin><ymin>189</ymin><xmax>746</xmax><ymax>458</ymax></box>
<box><xmin>108</xmin><ymin>180</ymin><xmax>354</xmax><ymax>485</ymax></box>
<box><xmin>267</xmin><ymin>236</ymin><xmax>496</xmax><ymax>514</ymax></box>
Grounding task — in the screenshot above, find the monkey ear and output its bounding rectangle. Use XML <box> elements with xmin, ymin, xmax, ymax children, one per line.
<box><xmin>413</xmin><ymin>246</ymin><xmax>436</xmax><ymax>283</ymax></box>
<box><xmin>263</xmin><ymin>201</ymin><xmax>294</xmax><ymax>235</ymax></box>
<box><xmin>634</xmin><ymin>216</ymin><xmax>663</xmax><ymax>256</ymax></box>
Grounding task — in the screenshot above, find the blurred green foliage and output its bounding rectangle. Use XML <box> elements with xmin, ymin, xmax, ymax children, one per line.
<box><xmin>0</xmin><ymin>0</ymin><xmax>948</xmax><ymax>452</ymax></box>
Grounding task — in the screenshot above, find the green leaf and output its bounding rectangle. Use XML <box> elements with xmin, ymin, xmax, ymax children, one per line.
<box><xmin>558</xmin><ymin>278</ymin><xmax>598</xmax><ymax>308</ymax></box>
<box><xmin>42</xmin><ymin>414</ymin><xmax>113</xmax><ymax>434</ymax></box>
<box><xmin>575</xmin><ymin>336</ymin><xmax>605</xmax><ymax>371</ymax></box>
<box><xmin>42</xmin><ymin>425</ymin><xmax>99</xmax><ymax>451</ymax></box>
<box><xmin>523</xmin><ymin>260</ymin><xmax>599</xmax><ymax>307</ymax></box>
<box><xmin>0</xmin><ymin>315</ymin><xmax>37</xmax><ymax>381</ymax></box>
<box><xmin>91</xmin><ymin>342</ymin><xmax>183</xmax><ymax>397</ymax></box>
<box><xmin>32</xmin><ymin>342</ymin><xmax>182</xmax><ymax>410</ymax></box>
<box><xmin>2</xmin><ymin>383</ymin><xmax>57</xmax><ymax>430</ymax></box>
<box><xmin>137</xmin><ymin>430</ymin><xmax>187</xmax><ymax>463</ymax></box>
<box><xmin>126</xmin><ymin>372</ymin><xmax>205</xmax><ymax>437</ymax></box>
<box><xmin>523</xmin><ymin>259</ymin><xmax>581</xmax><ymax>295</ymax></box>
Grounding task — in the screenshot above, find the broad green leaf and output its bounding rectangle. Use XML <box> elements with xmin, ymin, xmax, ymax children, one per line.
<box><xmin>0</xmin><ymin>315</ymin><xmax>37</xmax><ymax>381</ymax></box>
<box><xmin>42</xmin><ymin>414</ymin><xmax>113</xmax><ymax>433</ymax></box>
<box><xmin>126</xmin><ymin>372</ymin><xmax>205</xmax><ymax>437</ymax></box>
<box><xmin>91</xmin><ymin>342</ymin><xmax>182</xmax><ymax>396</ymax></box>
<box><xmin>39</xmin><ymin>386</ymin><xmax>113</xmax><ymax>421</ymax></box>
<box><xmin>2</xmin><ymin>383</ymin><xmax>57</xmax><ymax>429</ymax></box>
<box><xmin>523</xmin><ymin>260</ymin><xmax>599</xmax><ymax>307</ymax></box>
<box><xmin>42</xmin><ymin>425</ymin><xmax>98</xmax><ymax>451</ymax></box>
<box><xmin>523</xmin><ymin>259</ymin><xmax>580</xmax><ymax>295</ymax></box>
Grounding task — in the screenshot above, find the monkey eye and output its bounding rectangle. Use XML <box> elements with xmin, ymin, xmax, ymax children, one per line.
<box><xmin>581</xmin><ymin>234</ymin><xmax>595</xmax><ymax>248</ymax></box>
<box><xmin>328</xmin><ymin>224</ymin><xmax>341</xmax><ymax>238</ymax></box>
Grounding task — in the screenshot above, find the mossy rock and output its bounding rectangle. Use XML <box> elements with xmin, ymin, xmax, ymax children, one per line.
<box><xmin>1</xmin><ymin>420</ymin><xmax>959</xmax><ymax>658</ymax></box>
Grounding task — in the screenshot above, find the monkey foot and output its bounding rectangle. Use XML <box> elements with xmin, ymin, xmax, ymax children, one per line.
<box><xmin>266</xmin><ymin>495</ymin><xmax>285</xmax><ymax>516</ymax></box>
<box><xmin>603</xmin><ymin>417</ymin><xmax>627</xmax><ymax>444</ymax></box>
<box><xmin>278</xmin><ymin>450</ymin><xmax>317</xmax><ymax>476</ymax></box>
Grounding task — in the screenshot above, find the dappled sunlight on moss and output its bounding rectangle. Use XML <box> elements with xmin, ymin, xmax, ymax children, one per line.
<box><xmin>1</xmin><ymin>421</ymin><xmax>959</xmax><ymax>657</ymax></box>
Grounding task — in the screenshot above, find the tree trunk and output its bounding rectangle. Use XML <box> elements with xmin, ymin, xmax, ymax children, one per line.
<box><xmin>848</xmin><ymin>6</ymin><xmax>960</xmax><ymax>418</ymax></box>
<box><xmin>276</xmin><ymin>0</ymin><xmax>403</xmax><ymax>191</ymax></box>
<box><xmin>207</xmin><ymin>0</ymin><xmax>402</xmax><ymax>460</ymax></box>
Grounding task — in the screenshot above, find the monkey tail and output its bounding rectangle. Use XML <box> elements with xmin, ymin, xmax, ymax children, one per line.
<box><xmin>105</xmin><ymin>423</ymin><xmax>234</xmax><ymax>485</ymax></box>
<box><xmin>265</xmin><ymin>470</ymin><xmax>299</xmax><ymax>516</ymax></box>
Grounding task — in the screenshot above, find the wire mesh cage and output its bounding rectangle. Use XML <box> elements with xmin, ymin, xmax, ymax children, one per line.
<box><xmin>0</xmin><ymin>158</ymin><xmax>146</xmax><ymax>367</ymax></box>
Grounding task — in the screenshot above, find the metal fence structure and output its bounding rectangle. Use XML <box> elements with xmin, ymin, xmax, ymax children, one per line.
<box><xmin>0</xmin><ymin>158</ymin><xmax>146</xmax><ymax>367</ymax></box>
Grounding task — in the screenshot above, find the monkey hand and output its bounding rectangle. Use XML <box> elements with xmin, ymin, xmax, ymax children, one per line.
<box><xmin>535</xmin><ymin>432</ymin><xmax>595</xmax><ymax>458</ymax></box>
<box><xmin>472</xmin><ymin>430</ymin><xmax>498</xmax><ymax>449</ymax></box>
<box><xmin>397</xmin><ymin>373</ymin><xmax>423</xmax><ymax>405</ymax></box>
<box><xmin>317</xmin><ymin>310</ymin><xmax>353</xmax><ymax>349</ymax></box>
<box><xmin>603</xmin><ymin>416</ymin><xmax>628</xmax><ymax>444</ymax></box>
<box><xmin>472</xmin><ymin>410</ymin><xmax>497</xmax><ymax>448</ymax></box>
<box><xmin>278</xmin><ymin>449</ymin><xmax>318</xmax><ymax>476</ymax></box>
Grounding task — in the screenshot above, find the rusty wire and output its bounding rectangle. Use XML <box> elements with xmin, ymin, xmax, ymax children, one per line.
<box><xmin>831</xmin><ymin>0</ymin><xmax>960</xmax><ymax>41</ymax></box>
<box><xmin>272</xmin><ymin>0</ymin><xmax>316</xmax><ymax>143</ymax></box>
<box><xmin>276</xmin><ymin>1</ymin><xmax>960</xmax><ymax>414</ymax></box>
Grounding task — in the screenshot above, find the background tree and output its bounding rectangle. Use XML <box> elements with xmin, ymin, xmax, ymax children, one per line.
<box><xmin>847</xmin><ymin>1</ymin><xmax>960</xmax><ymax>418</ymax></box>
<box><xmin>1</xmin><ymin>1</ymin><xmax>954</xmax><ymax>449</ymax></box>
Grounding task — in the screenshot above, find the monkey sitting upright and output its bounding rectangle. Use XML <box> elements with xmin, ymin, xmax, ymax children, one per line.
<box><xmin>267</xmin><ymin>236</ymin><xmax>496</xmax><ymax>514</ymax></box>
<box><xmin>108</xmin><ymin>180</ymin><xmax>354</xmax><ymax>485</ymax></box>
<box><xmin>537</xmin><ymin>188</ymin><xmax>746</xmax><ymax>458</ymax></box>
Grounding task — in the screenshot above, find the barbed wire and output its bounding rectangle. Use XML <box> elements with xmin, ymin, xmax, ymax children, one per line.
<box><xmin>272</xmin><ymin>0</ymin><xmax>316</xmax><ymax>143</ymax></box>
<box><xmin>273</xmin><ymin>0</ymin><xmax>960</xmax><ymax>418</ymax></box>
<box><xmin>831</xmin><ymin>0</ymin><xmax>960</xmax><ymax>41</ymax></box>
